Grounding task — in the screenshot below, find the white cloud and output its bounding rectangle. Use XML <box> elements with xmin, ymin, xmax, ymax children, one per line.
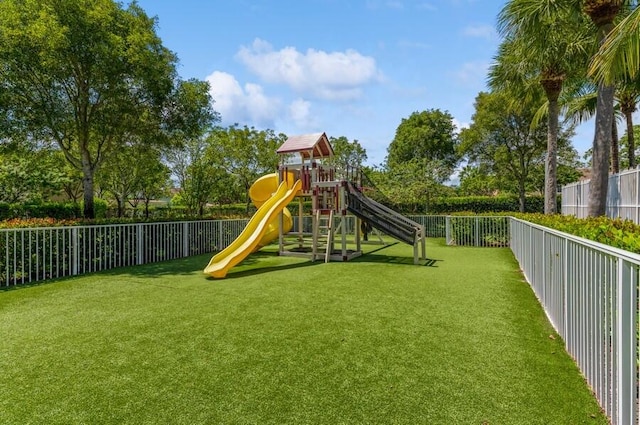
<box><xmin>235</xmin><ymin>38</ymin><xmax>383</xmax><ymax>101</ymax></box>
<box><xmin>455</xmin><ymin>61</ymin><xmax>490</xmax><ymax>87</ymax></box>
<box><xmin>288</xmin><ymin>98</ymin><xmax>317</xmax><ymax>129</ymax></box>
<box><xmin>462</xmin><ymin>24</ymin><xmax>497</xmax><ymax>40</ymax></box>
<box><xmin>206</xmin><ymin>71</ymin><xmax>281</xmax><ymax>127</ymax></box>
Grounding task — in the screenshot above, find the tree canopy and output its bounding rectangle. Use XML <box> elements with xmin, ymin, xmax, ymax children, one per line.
<box><xmin>0</xmin><ymin>0</ymin><xmax>215</xmax><ymax>218</ymax></box>
<box><xmin>459</xmin><ymin>91</ymin><xmax>553</xmax><ymax>212</ymax></box>
<box><xmin>385</xmin><ymin>109</ymin><xmax>459</xmax><ymax>170</ymax></box>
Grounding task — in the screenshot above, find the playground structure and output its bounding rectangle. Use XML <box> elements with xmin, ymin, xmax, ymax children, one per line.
<box><xmin>204</xmin><ymin>132</ymin><xmax>426</xmax><ymax>278</ymax></box>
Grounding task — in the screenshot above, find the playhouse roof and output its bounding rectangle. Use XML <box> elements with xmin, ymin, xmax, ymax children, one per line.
<box><xmin>276</xmin><ymin>132</ymin><xmax>334</xmax><ymax>159</ymax></box>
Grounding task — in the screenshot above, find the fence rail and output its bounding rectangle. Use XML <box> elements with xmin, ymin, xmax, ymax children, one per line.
<box><xmin>562</xmin><ymin>167</ymin><xmax>640</xmax><ymax>223</ymax></box>
<box><xmin>445</xmin><ymin>215</ymin><xmax>510</xmax><ymax>247</ymax></box>
<box><xmin>2</xmin><ymin>214</ymin><xmax>638</xmax><ymax>425</ymax></box>
<box><xmin>510</xmin><ymin>218</ymin><xmax>639</xmax><ymax>425</ymax></box>
<box><xmin>1</xmin><ymin>220</ymin><xmax>248</xmax><ymax>287</ymax></box>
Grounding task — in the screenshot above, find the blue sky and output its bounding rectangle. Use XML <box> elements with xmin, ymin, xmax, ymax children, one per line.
<box><xmin>135</xmin><ymin>0</ymin><xmax>599</xmax><ymax>167</ymax></box>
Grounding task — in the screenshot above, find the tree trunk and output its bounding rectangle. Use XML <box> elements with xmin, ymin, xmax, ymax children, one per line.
<box><xmin>611</xmin><ymin>118</ymin><xmax>619</xmax><ymax>174</ymax></box>
<box><xmin>116</xmin><ymin>197</ymin><xmax>124</xmax><ymax>218</ymax></box>
<box><xmin>588</xmin><ymin>83</ymin><xmax>615</xmax><ymax>217</ymax></box>
<box><xmin>586</xmin><ymin>7</ymin><xmax>619</xmax><ymax>217</ymax></box>
<box><xmin>81</xmin><ymin>150</ymin><xmax>95</xmax><ymax>219</ymax></box>
<box><xmin>622</xmin><ymin>106</ymin><xmax>636</xmax><ymax>168</ymax></box>
<box><xmin>545</xmin><ymin>98</ymin><xmax>559</xmax><ymax>214</ymax></box>
<box><xmin>518</xmin><ymin>179</ymin><xmax>526</xmax><ymax>213</ymax></box>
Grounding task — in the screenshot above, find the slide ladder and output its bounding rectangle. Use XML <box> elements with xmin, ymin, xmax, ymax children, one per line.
<box><xmin>314</xmin><ymin>209</ymin><xmax>334</xmax><ymax>263</ymax></box>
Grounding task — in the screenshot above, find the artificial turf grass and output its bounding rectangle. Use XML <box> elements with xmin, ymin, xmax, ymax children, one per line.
<box><xmin>0</xmin><ymin>239</ymin><xmax>608</xmax><ymax>424</ymax></box>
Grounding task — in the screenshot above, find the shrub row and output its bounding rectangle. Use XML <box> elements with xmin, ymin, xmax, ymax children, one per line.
<box><xmin>514</xmin><ymin>213</ymin><xmax>640</xmax><ymax>255</ymax></box>
<box><xmin>0</xmin><ymin>200</ymin><xmax>109</xmax><ymax>220</ymax></box>
<box><xmin>1</xmin><ymin>195</ymin><xmax>557</xmax><ymax>221</ymax></box>
<box><xmin>425</xmin><ymin>195</ymin><xmax>560</xmax><ymax>214</ymax></box>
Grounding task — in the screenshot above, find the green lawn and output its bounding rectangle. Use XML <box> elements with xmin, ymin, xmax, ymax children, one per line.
<box><xmin>0</xmin><ymin>239</ymin><xmax>607</xmax><ymax>424</ymax></box>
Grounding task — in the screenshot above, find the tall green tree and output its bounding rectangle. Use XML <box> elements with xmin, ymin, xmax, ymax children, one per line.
<box><xmin>590</xmin><ymin>5</ymin><xmax>640</xmax><ymax>169</ymax></box>
<box><xmin>619</xmin><ymin>124</ymin><xmax>640</xmax><ymax>169</ymax></box>
<box><xmin>459</xmin><ymin>91</ymin><xmax>550</xmax><ymax>212</ymax></box>
<box><xmin>457</xmin><ymin>165</ymin><xmax>500</xmax><ymax>196</ymax></box>
<box><xmin>207</xmin><ymin>125</ymin><xmax>284</xmax><ymax>210</ymax></box>
<box><xmin>528</xmin><ymin>141</ymin><xmax>583</xmax><ymax>195</ymax></box>
<box><xmin>328</xmin><ymin>136</ymin><xmax>368</xmax><ymax>179</ymax></box>
<box><xmin>97</xmin><ymin>143</ymin><xmax>171</xmax><ymax>217</ymax></box>
<box><xmin>367</xmin><ymin>160</ymin><xmax>453</xmax><ymax>213</ymax></box>
<box><xmin>581</xmin><ymin>0</ymin><xmax>629</xmax><ymax>216</ymax></box>
<box><xmin>385</xmin><ymin>109</ymin><xmax>459</xmax><ymax>171</ymax></box>
<box><xmin>0</xmin><ymin>0</ymin><xmax>190</xmax><ymax>218</ymax></box>
<box><xmin>589</xmin><ymin>5</ymin><xmax>640</xmax><ymax>83</ymax></box>
<box><xmin>618</xmin><ymin>80</ymin><xmax>640</xmax><ymax>168</ymax></box>
<box><xmin>137</xmin><ymin>156</ymin><xmax>171</xmax><ymax>219</ymax></box>
<box><xmin>0</xmin><ymin>146</ymin><xmax>66</xmax><ymax>203</ymax></box>
<box><xmin>493</xmin><ymin>0</ymin><xmax>592</xmax><ymax>214</ymax></box>
<box><xmin>167</xmin><ymin>136</ymin><xmax>219</xmax><ymax>217</ymax></box>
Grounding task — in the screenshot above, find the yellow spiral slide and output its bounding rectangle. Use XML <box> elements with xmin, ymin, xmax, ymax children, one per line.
<box><xmin>204</xmin><ymin>174</ymin><xmax>301</xmax><ymax>278</ymax></box>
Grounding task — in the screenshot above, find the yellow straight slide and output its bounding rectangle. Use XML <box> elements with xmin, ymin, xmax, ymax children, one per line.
<box><xmin>204</xmin><ymin>179</ymin><xmax>302</xmax><ymax>278</ymax></box>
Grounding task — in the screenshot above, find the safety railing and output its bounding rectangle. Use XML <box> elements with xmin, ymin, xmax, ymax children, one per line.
<box><xmin>1</xmin><ymin>214</ymin><xmax>638</xmax><ymax>424</ymax></box>
<box><xmin>445</xmin><ymin>215</ymin><xmax>511</xmax><ymax>247</ymax></box>
<box><xmin>510</xmin><ymin>218</ymin><xmax>639</xmax><ymax>425</ymax></box>
<box><xmin>1</xmin><ymin>220</ymin><xmax>248</xmax><ymax>287</ymax></box>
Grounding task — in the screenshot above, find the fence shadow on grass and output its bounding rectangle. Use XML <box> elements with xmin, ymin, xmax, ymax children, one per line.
<box><xmin>355</xmin><ymin>242</ymin><xmax>441</xmax><ymax>267</ymax></box>
<box><xmin>354</xmin><ymin>253</ymin><xmax>439</xmax><ymax>267</ymax></box>
<box><xmin>98</xmin><ymin>254</ymin><xmax>214</xmax><ymax>279</ymax></box>
<box><xmin>215</xmin><ymin>260</ymin><xmax>318</xmax><ymax>280</ymax></box>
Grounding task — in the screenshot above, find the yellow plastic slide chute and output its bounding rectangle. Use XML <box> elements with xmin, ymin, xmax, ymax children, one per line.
<box><xmin>204</xmin><ymin>173</ymin><xmax>300</xmax><ymax>278</ymax></box>
<box><xmin>250</xmin><ymin>173</ymin><xmax>295</xmax><ymax>249</ymax></box>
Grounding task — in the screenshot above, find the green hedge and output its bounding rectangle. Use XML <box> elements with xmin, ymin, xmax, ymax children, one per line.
<box><xmin>0</xmin><ymin>200</ymin><xmax>108</xmax><ymax>220</ymax></box>
<box><xmin>425</xmin><ymin>195</ymin><xmax>560</xmax><ymax>214</ymax></box>
<box><xmin>514</xmin><ymin>213</ymin><xmax>640</xmax><ymax>254</ymax></box>
<box><xmin>0</xmin><ymin>202</ymin><xmax>80</xmax><ymax>220</ymax></box>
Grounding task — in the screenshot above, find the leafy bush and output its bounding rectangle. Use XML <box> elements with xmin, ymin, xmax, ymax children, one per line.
<box><xmin>514</xmin><ymin>213</ymin><xmax>640</xmax><ymax>254</ymax></box>
<box><xmin>0</xmin><ymin>202</ymin><xmax>82</xmax><ymax>220</ymax></box>
<box><xmin>427</xmin><ymin>195</ymin><xmax>556</xmax><ymax>214</ymax></box>
<box><xmin>0</xmin><ymin>218</ymin><xmax>80</xmax><ymax>229</ymax></box>
<box><xmin>448</xmin><ymin>215</ymin><xmax>511</xmax><ymax>247</ymax></box>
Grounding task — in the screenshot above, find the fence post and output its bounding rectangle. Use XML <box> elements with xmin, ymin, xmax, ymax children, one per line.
<box><xmin>541</xmin><ymin>229</ymin><xmax>546</xmax><ymax>303</ymax></box>
<box><xmin>445</xmin><ymin>216</ymin><xmax>450</xmax><ymax>245</ymax></box>
<box><xmin>136</xmin><ymin>224</ymin><xmax>144</xmax><ymax>265</ymax></box>
<box><xmin>72</xmin><ymin>227</ymin><xmax>79</xmax><ymax>276</ymax></box>
<box><xmin>616</xmin><ymin>260</ymin><xmax>637</xmax><ymax>425</ymax></box>
<box><xmin>218</xmin><ymin>222</ymin><xmax>224</xmax><ymax>250</ymax></box>
<box><xmin>562</xmin><ymin>236</ymin><xmax>569</xmax><ymax>339</ymax></box>
<box><xmin>474</xmin><ymin>216</ymin><xmax>479</xmax><ymax>247</ymax></box>
<box><xmin>183</xmin><ymin>222</ymin><xmax>189</xmax><ymax>257</ymax></box>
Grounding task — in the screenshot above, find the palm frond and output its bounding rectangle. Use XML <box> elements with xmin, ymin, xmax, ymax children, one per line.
<box><xmin>589</xmin><ymin>6</ymin><xmax>640</xmax><ymax>84</ymax></box>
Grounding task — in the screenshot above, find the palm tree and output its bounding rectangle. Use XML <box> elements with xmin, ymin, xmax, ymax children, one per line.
<box><xmin>590</xmin><ymin>5</ymin><xmax>640</xmax><ymax>82</ymax></box>
<box><xmin>494</xmin><ymin>0</ymin><xmax>592</xmax><ymax>214</ymax></box>
<box><xmin>590</xmin><ymin>5</ymin><xmax>640</xmax><ymax>168</ymax></box>
<box><xmin>581</xmin><ymin>0</ymin><xmax>627</xmax><ymax>216</ymax></box>
<box><xmin>617</xmin><ymin>78</ymin><xmax>639</xmax><ymax>168</ymax></box>
<box><xmin>561</xmin><ymin>77</ymin><xmax>640</xmax><ymax>173</ymax></box>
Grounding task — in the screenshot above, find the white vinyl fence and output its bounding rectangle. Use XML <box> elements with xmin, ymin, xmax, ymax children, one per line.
<box><xmin>562</xmin><ymin>167</ymin><xmax>640</xmax><ymax>223</ymax></box>
<box><xmin>445</xmin><ymin>215</ymin><xmax>510</xmax><ymax>247</ymax></box>
<box><xmin>291</xmin><ymin>214</ymin><xmax>448</xmax><ymax>238</ymax></box>
<box><xmin>510</xmin><ymin>218</ymin><xmax>639</xmax><ymax>425</ymax></box>
<box><xmin>1</xmin><ymin>219</ymin><xmax>248</xmax><ymax>287</ymax></box>
<box><xmin>2</xmin><ymin>215</ymin><xmax>639</xmax><ymax>424</ymax></box>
